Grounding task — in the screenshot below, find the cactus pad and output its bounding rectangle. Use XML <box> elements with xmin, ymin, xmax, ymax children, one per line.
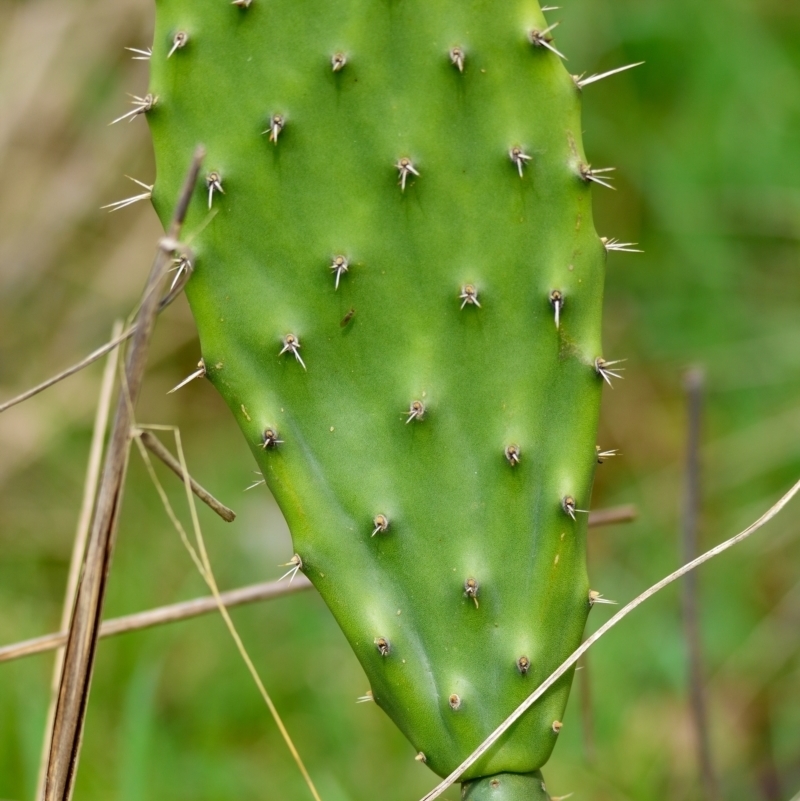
<box><xmin>148</xmin><ymin>0</ymin><xmax>609</xmax><ymax>786</ymax></box>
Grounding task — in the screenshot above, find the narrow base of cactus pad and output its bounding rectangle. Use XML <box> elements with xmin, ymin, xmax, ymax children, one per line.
<box><xmin>462</xmin><ymin>770</ymin><xmax>551</xmax><ymax>800</ymax></box>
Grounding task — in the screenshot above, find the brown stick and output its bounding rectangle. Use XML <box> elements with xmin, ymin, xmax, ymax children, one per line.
<box><xmin>138</xmin><ymin>430</ymin><xmax>236</xmax><ymax>522</ymax></box>
<box><xmin>0</xmin><ymin>577</ymin><xmax>312</xmax><ymax>665</ymax></box>
<box><xmin>587</xmin><ymin>504</ymin><xmax>637</xmax><ymax>528</ymax></box>
<box><xmin>681</xmin><ymin>367</ymin><xmax>719</xmax><ymax>801</ymax></box>
<box><xmin>34</xmin><ymin>321</ymin><xmax>122</xmax><ymax>801</ymax></box>
<box><xmin>43</xmin><ymin>148</ymin><xmax>204</xmax><ymax>801</ymax></box>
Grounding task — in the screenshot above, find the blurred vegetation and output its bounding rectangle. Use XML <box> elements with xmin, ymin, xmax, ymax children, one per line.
<box><xmin>1</xmin><ymin>0</ymin><xmax>798</xmax><ymax>799</ymax></box>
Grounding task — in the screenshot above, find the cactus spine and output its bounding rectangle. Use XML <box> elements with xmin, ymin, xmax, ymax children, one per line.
<box><xmin>147</xmin><ymin>0</ymin><xmax>613</xmax><ymax>794</ymax></box>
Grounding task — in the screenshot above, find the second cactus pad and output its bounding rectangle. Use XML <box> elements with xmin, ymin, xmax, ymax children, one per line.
<box><xmin>149</xmin><ymin>0</ymin><xmax>608</xmax><ymax>783</ymax></box>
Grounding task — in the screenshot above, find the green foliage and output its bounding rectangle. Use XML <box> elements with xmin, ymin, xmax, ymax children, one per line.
<box><xmin>149</xmin><ymin>0</ymin><xmax>608</xmax><ymax>782</ymax></box>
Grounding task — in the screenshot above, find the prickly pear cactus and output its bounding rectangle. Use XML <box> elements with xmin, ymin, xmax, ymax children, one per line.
<box><xmin>147</xmin><ymin>0</ymin><xmax>615</xmax><ymax>794</ymax></box>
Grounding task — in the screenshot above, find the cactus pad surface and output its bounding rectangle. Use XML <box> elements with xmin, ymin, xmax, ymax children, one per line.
<box><xmin>148</xmin><ymin>0</ymin><xmax>609</xmax><ymax>785</ymax></box>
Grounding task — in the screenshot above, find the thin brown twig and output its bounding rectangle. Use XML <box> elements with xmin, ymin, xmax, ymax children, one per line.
<box><xmin>132</xmin><ymin>436</ymin><xmax>209</xmax><ymax>580</ymax></box>
<box><xmin>139</xmin><ymin>423</ymin><xmax>323</xmax><ymax>801</ymax></box>
<box><xmin>172</xmin><ymin>425</ymin><xmax>323</xmax><ymax>801</ymax></box>
<box><xmin>681</xmin><ymin>367</ymin><xmax>719</xmax><ymax>801</ymax></box>
<box><xmin>0</xmin><ymin>577</ymin><xmax>312</xmax><ymax>665</ymax></box>
<box><xmin>0</xmin><ymin>261</ymin><xmax>191</xmax><ymax>416</ymax></box>
<box><xmin>137</xmin><ymin>429</ymin><xmax>236</xmax><ymax>522</ymax></box>
<box><xmin>0</xmin><ymin>327</ymin><xmax>134</xmax><ymax>415</ymax></box>
<box><xmin>34</xmin><ymin>321</ymin><xmax>123</xmax><ymax>801</ymax></box>
<box><xmin>419</xmin><ymin>475</ymin><xmax>800</xmax><ymax>801</ymax></box>
<box><xmin>43</xmin><ymin>147</ymin><xmax>204</xmax><ymax>801</ymax></box>
<box><xmin>587</xmin><ymin>505</ymin><xmax>637</xmax><ymax>528</ymax></box>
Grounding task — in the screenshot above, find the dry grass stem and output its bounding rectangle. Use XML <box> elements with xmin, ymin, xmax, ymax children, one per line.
<box><xmin>0</xmin><ymin>577</ymin><xmax>312</xmax><ymax>665</ymax></box>
<box><xmin>0</xmin><ymin>326</ymin><xmax>135</xmax><ymax>415</ymax></box>
<box><xmin>137</xmin><ymin>429</ymin><xmax>236</xmax><ymax>522</ymax></box>
<box><xmin>137</xmin><ymin>423</ymin><xmax>322</xmax><ymax>801</ymax></box>
<box><xmin>0</xmin><ymin>257</ymin><xmax>193</xmax><ymax>417</ymax></box>
<box><xmin>34</xmin><ymin>320</ymin><xmax>122</xmax><ymax>800</ymax></box>
<box><xmin>419</xmin><ymin>475</ymin><xmax>800</xmax><ymax>801</ymax></box>
<box><xmin>43</xmin><ymin>148</ymin><xmax>204</xmax><ymax>801</ymax></box>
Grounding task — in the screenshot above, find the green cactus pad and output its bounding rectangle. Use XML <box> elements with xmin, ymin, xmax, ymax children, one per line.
<box><xmin>462</xmin><ymin>771</ymin><xmax>551</xmax><ymax>801</ymax></box>
<box><xmin>148</xmin><ymin>0</ymin><xmax>608</xmax><ymax>784</ymax></box>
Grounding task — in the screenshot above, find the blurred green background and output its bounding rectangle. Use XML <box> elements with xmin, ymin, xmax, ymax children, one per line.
<box><xmin>1</xmin><ymin>0</ymin><xmax>798</xmax><ymax>799</ymax></box>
